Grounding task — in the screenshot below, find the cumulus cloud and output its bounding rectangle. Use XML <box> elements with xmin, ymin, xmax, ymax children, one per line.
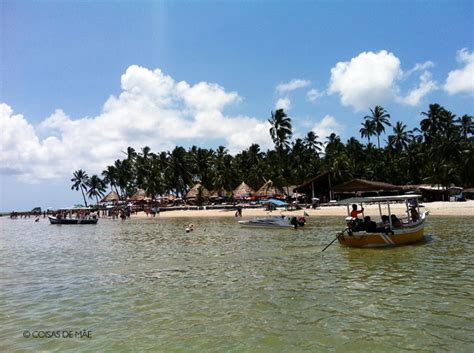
<box><xmin>444</xmin><ymin>48</ymin><xmax>474</xmax><ymax>95</ymax></box>
<box><xmin>328</xmin><ymin>50</ymin><xmax>402</xmax><ymax>111</ymax></box>
<box><xmin>307</xmin><ymin>88</ymin><xmax>325</xmax><ymax>102</ymax></box>
<box><xmin>311</xmin><ymin>115</ymin><xmax>344</xmax><ymax>141</ymax></box>
<box><xmin>0</xmin><ymin>65</ymin><xmax>273</xmax><ymax>182</ymax></box>
<box><xmin>276</xmin><ymin>79</ymin><xmax>311</xmax><ymax>94</ymax></box>
<box><xmin>398</xmin><ymin>71</ymin><xmax>438</xmax><ymax>106</ymax></box>
<box><xmin>275</xmin><ymin>97</ymin><xmax>291</xmax><ymax>110</ymax></box>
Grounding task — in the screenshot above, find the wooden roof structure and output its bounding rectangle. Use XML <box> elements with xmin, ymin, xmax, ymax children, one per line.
<box><xmin>233</xmin><ymin>181</ymin><xmax>255</xmax><ymax>198</ymax></box>
<box><xmin>185</xmin><ymin>183</ymin><xmax>210</xmax><ymax>199</ymax></box>
<box><xmin>100</xmin><ymin>191</ymin><xmax>120</xmax><ymax>203</ymax></box>
<box><xmin>294</xmin><ymin>171</ymin><xmax>331</xmax><ymax>193</ymax></box>
<box><xmin>333</xmin><ymin>179</ymin><xmax>404</xmax><ymax>194</ymax></box>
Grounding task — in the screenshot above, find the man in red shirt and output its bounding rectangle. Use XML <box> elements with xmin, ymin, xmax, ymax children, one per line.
<box><xmin>350</xmin><ymin>204</ymin><xmax>364</xmax><ymax>218</ymax></box>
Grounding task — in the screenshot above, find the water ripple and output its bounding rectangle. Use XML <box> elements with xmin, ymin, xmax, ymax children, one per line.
<box><xmin>1</xmin><ymin>216</ymin><xmax>473</xmax><ymax>352</ymax></box>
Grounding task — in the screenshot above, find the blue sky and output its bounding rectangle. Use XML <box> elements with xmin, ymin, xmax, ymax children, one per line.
<box><xmin>1</xmin><ymin>0</ymin><xmax>473</xmax><ymax>211</ymax></box>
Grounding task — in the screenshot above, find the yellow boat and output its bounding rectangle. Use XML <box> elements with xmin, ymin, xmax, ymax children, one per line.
<box><xmin>336</xmin><ymin>195</ymin><xmax>428</xmax><ymax>248</ymax></box>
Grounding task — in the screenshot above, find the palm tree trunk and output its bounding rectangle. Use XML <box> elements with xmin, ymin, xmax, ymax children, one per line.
<box><xmin>377</xmin><ymin>134</ymin><xmax>381</xmax><ymax>149</ymax></box>
<box><xmin>81</xmin><ymin>188</ymin><xmax>88</xmax><ymax>207</ymax></box>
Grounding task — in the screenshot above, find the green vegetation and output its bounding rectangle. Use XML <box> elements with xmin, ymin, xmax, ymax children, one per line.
<box><xmin>71</xmin><ymin>104</ymin><xmax>473</xmax><ymax>203</ymax></box>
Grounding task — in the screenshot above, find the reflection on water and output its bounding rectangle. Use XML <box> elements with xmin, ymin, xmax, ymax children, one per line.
<box><xmin>1</xmin><ymin>216</ymin><xmax>473</xmax><ymax>352</ymax></box>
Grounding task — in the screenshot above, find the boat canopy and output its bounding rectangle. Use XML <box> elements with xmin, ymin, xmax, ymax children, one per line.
<box><xmin>335</xmin><ymin>194</ymin><xmax>422</xmax><ymax>205</ymax></box>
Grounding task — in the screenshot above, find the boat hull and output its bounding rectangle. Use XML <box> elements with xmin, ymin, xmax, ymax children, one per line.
<box><xmin>338</xmin><ymin>215</ymin><xmax>426</xmax><ymax>248</ymax></box>
<box><xmin>48</xmin><ymin>216</ymin><xmax>98</xmax><ymax>225</ymax></box>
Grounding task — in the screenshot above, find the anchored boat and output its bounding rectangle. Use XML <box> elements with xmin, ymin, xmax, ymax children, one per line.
<box><xmin>238</xmin><ymin>215</ymin><xmax>306</xmax><ymax>229</ymax></box>
<box><xmin>48</xmin><ymin>216</ymin><xmax>98</xmax><ymax>225</ymax></box>
<box><xmin>336</xmin><ymin>195</ymin><xmax>428</xmax><ymax>248</ymax></box>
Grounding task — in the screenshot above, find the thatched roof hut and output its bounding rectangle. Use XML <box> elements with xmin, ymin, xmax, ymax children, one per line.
<box><xmin>100</xmin><ymin>191</ymin><xmax>120</xmax><ymax>203</ymax></box>
<box><xmin>233</xmin><ymin>181</ymin><xmax>255</xmax><ymax>198</ymax></box>
<box><xmin>333</xmin><ymin>179</ymin><xmax>404</xmax><ymax>194</ymax></box>
<box><xmin>129</xmin><ymin>189</ymin><xmax>152</xmax><ymax>201</ymax></box>
<box><xmin>209</xmin><ymin>188</ymin><xmax>228</xmax><ymax>199</ymax></box>
<box><xmin>185</xmin><ymin>183</ymin><xmax>210</xmax><ymax>199</ymax></box>
<box><xmin>255</xmin><ymin>180</ymin><xmax>285</xmax><ymax>198</ymax></box>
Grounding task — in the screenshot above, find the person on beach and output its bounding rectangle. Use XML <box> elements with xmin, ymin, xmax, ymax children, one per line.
<box><xmin>350</xmin><ymin>204</ymin><xmax>364</xmax><ymax>218</ymax></box>
<box><xmin>235</xmin><ymin>206</ymin><xmax>242</xmax><ymax>217</ymax></box>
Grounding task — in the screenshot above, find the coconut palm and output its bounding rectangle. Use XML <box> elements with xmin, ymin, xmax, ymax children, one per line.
<box><xmin>359</xmin><ymin>120</ymin><xmax>376</xmax><ymax>145</ymax></box>
<box><xmin>303</xmin><ymin>131</ymin><xmax>323</xmax><ymax>155</ymax></box>
<box><xmin>71</xmin><ymin>169</ymin><xmax>90</xmax><ymax>207</ymax></box>
<box><xmin>457</xmin><ymin>114</ymin><xmax>473</xmax><ymax>138</ymax></box>
<box><xmin>87</xmin><ymin>175</ymin><xmax>107</xmax><ymax>204</ymax></box>
<box><xmin>389</xmin><ymin>121</ymin><xmax>412</xmax><ymax>151</ymax></box>
<box><xmin>268</xmin><ymin>109</ymin><xmax>293</xmax><ymax>152</ymax></box>
<box><xmin>364</xmin><ymin>106</ymin><xmax>391</xmax><ymax>148</ymax></box>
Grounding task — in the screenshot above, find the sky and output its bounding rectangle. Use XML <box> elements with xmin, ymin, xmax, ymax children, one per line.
<box><xmin>1</xmin><ymin>0</ymin><xmax>473</xmax><ymax>211</ymax></box>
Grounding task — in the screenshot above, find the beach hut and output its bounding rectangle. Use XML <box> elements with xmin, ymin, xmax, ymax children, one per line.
<box><xmin>255</xmin><ymin>180</ymin><xmax>286</xmax><ymax>199</ymax></box>
<box><xmin>100</xmin><ymin>191</ymin><xmax>120</xmax><ymax>203</ymax></box>
<box><xmin>294</xmin><ymin>171</ymin><xmax>332</xmax><ymax>202</ymax></box>
<box><xmin>233</xmin><ymin>182</ymin><xmax>255</xmax><ymax>199</ymax></box>
<box><xmin>209</xmin><ymin>188</ymin><xmax>229</xmax><ymax>200</ymax></box>
<box><xmin>333</xmin><ymin>179</ymin><xmax>404</xmax><ymax>198</ymax></box>
<box><xmin>185</xmin><ymin>183</ymin><xmax>210</xmax><ymax>200</ymax></box>
<box><xmin>129</xmin><ymin>189</ymin><xmax>152</xmax><ymax>202</ymax></box>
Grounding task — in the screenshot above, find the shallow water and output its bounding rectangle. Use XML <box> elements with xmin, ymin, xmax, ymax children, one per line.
<box><xmin>1</xmin><ymin>216</ymin><xmax>473</xmax><ymax>352</ymax></box>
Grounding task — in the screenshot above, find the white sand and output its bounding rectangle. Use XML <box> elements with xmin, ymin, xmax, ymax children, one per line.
<box><xmin>131</xmin><ymin>200</ymin><xmax>474</xmax><ymax>219</ymax></box>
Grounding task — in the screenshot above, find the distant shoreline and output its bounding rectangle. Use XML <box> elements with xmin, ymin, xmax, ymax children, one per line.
<box><xmin>2</xmin><ymin>200</ymin><xmax>472</xmax><ymax>218</ymax></box>
<box><xmin>130</xmin><ymin>200</ymin><xmax>474</xmax><ymax>219</ymax></box>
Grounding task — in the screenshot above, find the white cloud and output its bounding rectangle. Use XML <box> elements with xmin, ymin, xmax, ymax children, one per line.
<box><xmin>328</xmin><ymin>50</ymin><xmax>402</xmax><ymax>111</ymax></box>
<box><xmin>276</xmin><ymin>79</ymin><xmax>311</xmax><ymax>94</ymax></box>
<box><xmin>307</xmin><ymin>88</ymin><xmax>325</xmax><ymax>102</ymax></box>
<box><xmin>311</xmin><ymin>115</ymin><xmax>344</xmax><ymax>141</ymax></box>
<box><xmin>0</xmin><ymin>65</ymin><xmax>273</xmax><ymax>182</ymax></box>
<box><xmin>275</xmin><ymin>97</ymin><xmax>291</xmax><ymax>110</ymax></box>
<box><xmin>444</xmin><ymin>48</ymin><xmax>474</xmax><ymax>95</ymax></box>
<box><xmin>398</xmin><ymin>71</ymin><xmax>438</xmax><ymax>106</ymax></box>
<box><xmin>404</xmin><ymin>61</ymin><xmax>434</xmax><ymax>77</ymax></box>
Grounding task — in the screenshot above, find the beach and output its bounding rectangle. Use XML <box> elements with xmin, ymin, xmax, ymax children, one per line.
<box><xmin>131</xmin><ymin>200</ymin><xmax>474</xmax><ymax>219</ymax></box>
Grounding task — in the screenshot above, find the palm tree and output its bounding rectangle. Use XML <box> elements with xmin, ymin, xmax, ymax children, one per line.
<box><xmin>71</xmin><ymin>169</ymin><xmax>90</xmax><ymax>206</ymax></box>
<box><xmin>457</xmin><ymin>114</ymin><xmax>473</xmax><ymax>138</ymax></box>
<box><xmin>420</xmin><ymin>103</ymin><xmax>445</xmax><ymax>142</ymax></box>
<box><xmin>268</xmin><ymin>109</ymin><xmax>293</xmax><ymax>153</ymax></box>
<box><xmin>359</xmin><ymin>120</ymin><xmax>376</xmax><ymax>145</ymax></box>
<box><xmin>303</xmin><ymin>131</ymin><xmax>323</xmax><ymax>155</ymax></box>
<box><xmin>87</xmin><ymin>175</ymin><xmax>106</xmax><ymax>204</ymax></box>
<box><xmin>364</xmin><ymin>106</ymin><xmax>391</xmax><ymax>148</ymax></box>
<box><xmin>389</xmin><ymin>121</ymin><xmax>412</xmax><ymax>151</ymax></box>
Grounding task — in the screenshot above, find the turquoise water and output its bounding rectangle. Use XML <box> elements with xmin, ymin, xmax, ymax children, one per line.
<box><xmin>1</xmin><ymin>216</ymin><xmax>473</xmax><ymax>352</ymax></box>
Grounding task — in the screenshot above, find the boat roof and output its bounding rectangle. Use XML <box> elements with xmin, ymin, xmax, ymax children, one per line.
<box><xmin>335</xmin><ymin>194</ymin><xmax>422</xmax><ymax>205</ymax></box>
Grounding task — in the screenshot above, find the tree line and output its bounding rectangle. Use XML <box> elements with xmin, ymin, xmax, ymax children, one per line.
<box><xmin>71</xmin><ymin>103</ymin><xmax>473</xmax><ymax>205</ymax></box>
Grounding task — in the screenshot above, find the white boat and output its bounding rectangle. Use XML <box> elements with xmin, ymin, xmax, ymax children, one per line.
<box><xmin>238</xmin><ymin>215</ymin><xmax>306</xmax><ymax>228</ymax></box>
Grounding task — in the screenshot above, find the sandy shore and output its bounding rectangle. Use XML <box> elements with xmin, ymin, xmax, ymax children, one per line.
<box><xmin>131</xmin><ymin>200</ymin><xmax>474</xmax><ymax>219</ymax></box>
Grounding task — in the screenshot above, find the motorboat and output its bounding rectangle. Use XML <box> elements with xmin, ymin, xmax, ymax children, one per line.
<box><xmin>335</xmin><ymin>195</ymin><xmax>428</xmax><ymax>248</ymax></box>
<box><xmin>238</xmin><ymin>215</ymin><xmax>306</xmax><ymax>228</ymax></box>
<box><xmin>48</xmin><ymin>216</ymin><xmax>98</xmax><ymax>225</ymax></box>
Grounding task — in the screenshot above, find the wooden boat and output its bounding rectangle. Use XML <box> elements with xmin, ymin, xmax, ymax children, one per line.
<box><xmin>48</xmin><ymin>216</ymin><xmax>98</xmax><ymax>225</ymax></box>
<box><xmin>335</xmin><ymin>195</ymin><xmax>428</xmax><ymax>248</ymax></box>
